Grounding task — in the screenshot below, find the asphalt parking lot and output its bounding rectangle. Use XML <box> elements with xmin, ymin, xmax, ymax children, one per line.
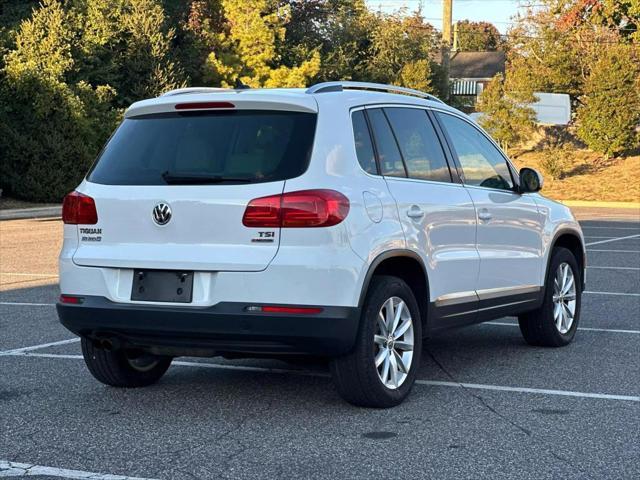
<box><xmin>1</xmin><ymin>207</ymin><xmax>639</xmax><ymax>480</ymax></box>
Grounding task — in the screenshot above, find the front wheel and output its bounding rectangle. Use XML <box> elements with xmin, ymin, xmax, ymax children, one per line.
<box><xmin>81</xmin><ymin>338</ymin><xmax>172</xmax><ymax>387</ymax></box>
<box><xmin>331</xmin><ymin>275</ymin><xmax>422</xmax><ymax>408</ymax></box>
<box><xmin>518</xmin><ymin>247</ymin><xmax>582</xmax><ymax>347</ymax></box>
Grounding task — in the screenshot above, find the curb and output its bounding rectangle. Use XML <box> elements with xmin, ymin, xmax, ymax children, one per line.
<box><xmin>559</xmin><ymin>200</ymin><xmax>640</xmax><ymax>209</ymax></box>
<box><xmin>0</xmin><ymin>206</ymin><xmax>61</xmax><ymax>221</ymax></box>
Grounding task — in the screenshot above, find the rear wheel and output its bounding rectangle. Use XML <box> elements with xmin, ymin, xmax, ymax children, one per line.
<box><xmin>518</xmin><ymin>247</ymin><xmax>581</xmax><ymax>347</ymax></box>
<box><xmin>81</xmin><ymin>338</ymin><xmax>172</xmax><ymax>387</ymax></box>
<box><xmin>331</xmin><ymin>275</ymin><xmax>422</xmax><ymax>408</ymax></box>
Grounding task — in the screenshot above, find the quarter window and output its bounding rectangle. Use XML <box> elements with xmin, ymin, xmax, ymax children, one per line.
<box><xmin>385</xmin><ymin>108</ymin><xmax>451</xmax><ymax>183</ymax></box>
<box><xmin>351</xmin><ymin>110</ymin><xmax>377</xmax><ymax>174</ymax></box>
<box><xmin>367</xmin><ymin>108</ymin><xmax>406</xmax><ymax>177</ymax></box>
<box><xmin>437</xmin><ymin>113</ymin><xmax>514</xmax><ymax>190</ymax></box>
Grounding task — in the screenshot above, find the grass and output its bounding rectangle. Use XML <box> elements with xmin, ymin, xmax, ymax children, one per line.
<box><xmin>512</xmin><ymin>149</ymin><xmax>640</xmax><ymax>203</ymax></box>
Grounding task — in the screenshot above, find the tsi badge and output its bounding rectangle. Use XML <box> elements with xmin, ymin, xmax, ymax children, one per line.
<box><xmin>152</xmin><ymin>202</ymin><xmax>172</xmax><ymax>226</ymax></box>
<box><xmin>252</xmin><ymin>231</ymin><xmax>275</xmax><ymax>243</ymax></box>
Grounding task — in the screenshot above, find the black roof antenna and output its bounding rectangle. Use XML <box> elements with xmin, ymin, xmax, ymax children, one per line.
<box><xmin>234</xmin><ymin>78</ymin><xmax>251</xmax><ymax>90</ymax></box>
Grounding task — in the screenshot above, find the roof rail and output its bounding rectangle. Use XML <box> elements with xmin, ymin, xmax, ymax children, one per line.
<box><xmin>162</xmin><ymin>87</ymin><xmax>233</xmax><ymax>97</ymax></box>
<box><xmin>306</xmin><ymin>81</ymin><xmax>444</xmax><ymax>103</ymax></box>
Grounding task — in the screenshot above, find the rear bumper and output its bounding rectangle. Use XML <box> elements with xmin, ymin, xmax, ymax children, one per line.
<box><xmin>57</xmin><ymin>296</ymin><xmax>360</xmax><ymax>356</ymax></box>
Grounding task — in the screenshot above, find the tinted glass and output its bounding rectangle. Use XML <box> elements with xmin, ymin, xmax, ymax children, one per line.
<box><xmin>352</xmin><ymin>110</ymin><xmax>377</xmax><ymax>174</ymax></box>
<box><xmin>367</xmin><ymin>109</ymin><xmax>406</xmax><ymax>177</ymax></box>
<box><xmin>437</xmin><ymin>113</ymin><xmax>514</xmax><ymax>190</ymax></box>
<box><xmin>88</xmin><ymin>111</ymin><xmax>317</xmax><ymax>185</ymax></box>
<box><xmin>385</xmin><ymin>108</ymin><xmax>451</xmax><ymax>182</ymax></box>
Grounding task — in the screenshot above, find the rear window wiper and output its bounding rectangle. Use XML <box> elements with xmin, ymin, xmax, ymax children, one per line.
<box><xmin>161</xmin><ymin>171</ymin><xmax>253</xmax><ymax>185</ymax></box>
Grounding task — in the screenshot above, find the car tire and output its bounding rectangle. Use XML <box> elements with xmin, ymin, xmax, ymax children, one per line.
<box><xmin>518</xmin><ymin>247</ymin><xmax>582</xmax><ymax>347</ymax></box>
<box><xmin>81</xmin><ymin>338</ymin><xmax>172</xmax><ymax>388</ymax></box>
<box><xmin>330</xmin><ymin>275</ymin><xmax>422</xmax><ymax>408</ymax></box>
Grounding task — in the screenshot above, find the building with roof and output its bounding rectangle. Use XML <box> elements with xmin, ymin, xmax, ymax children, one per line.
<box><xmin>449</xmin><ymin>51</ymin><xmax>506</xmax><ymax>98</ymax></box>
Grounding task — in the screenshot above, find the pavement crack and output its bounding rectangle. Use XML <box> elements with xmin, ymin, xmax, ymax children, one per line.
<box><xmin>424</xmin><ymin>347</ymin><xmax>592</xmax><ymax>478</ymax></box>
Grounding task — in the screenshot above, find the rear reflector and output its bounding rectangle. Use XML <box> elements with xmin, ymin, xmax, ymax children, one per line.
<box><xmin>243</xmin><ymin>189</ymin><xmax>349</xmax><ymax>228</ymax></box>
<box><xmin>59</xmin><ymin>295</ymin><xmax>83</xmax><ymax>304</ymax></box>
<box><xmin>249</xmin><ymin>305</ymin><xmax>323</xmax><ymax>314</ymax></box>
<box><xmin>175</xmin><ymin>102</ymin><xmax>235</xmax><ymax>110</ymax></box>
<box><xmin>62</xmin><ymin>191</ymin><xmax>98</xmax><ymax>225</ymax></box>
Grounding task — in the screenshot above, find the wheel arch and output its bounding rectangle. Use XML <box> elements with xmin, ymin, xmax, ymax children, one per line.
<box><xmin>358</xmin><ymin>250</ymin><xmax>430</xmax><ymax>330</ymax></box>
<box><xmin>549</xmin><ymin>229</ymin><xmax>586</xmax><ymax>289</ymax></box>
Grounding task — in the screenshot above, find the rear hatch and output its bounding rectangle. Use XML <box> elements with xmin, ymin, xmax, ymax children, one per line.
<box><xmin>72</xmin><ymin>95</ymin><xmax>317</xmax><ymax>271</ymax></box>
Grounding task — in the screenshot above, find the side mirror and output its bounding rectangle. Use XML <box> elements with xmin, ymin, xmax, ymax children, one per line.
<box><xmin>519</xmin><ymin>167</ymin><xmax>543</xmax><ymax>193</ymax></box>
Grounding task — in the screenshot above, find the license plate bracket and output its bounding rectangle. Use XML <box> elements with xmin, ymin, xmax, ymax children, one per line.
<box><xmin>131</xmin><ymin>270</ymin><xmax>194</xmax><ymax>303</ymax></box>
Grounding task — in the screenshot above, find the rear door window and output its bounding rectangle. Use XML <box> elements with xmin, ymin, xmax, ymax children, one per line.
<box><xmin>367</xmin><ymin>108</ymin><xmax>406</xmax><ymax>177</ymax></box>
<box><xmin>88</xmin><ymin>110</ymin><xmax>317</xmax><ymax>185</ymax></box>
<box><xmin>384</xmin><ymin>108</ymin><xmax>452</xmax><ymax>183</ymax></box>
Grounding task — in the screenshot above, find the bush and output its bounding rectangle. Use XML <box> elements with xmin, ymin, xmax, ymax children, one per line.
<box><xmin>539</xmin><ymin>146</ymin><xmax>570</xmax><ymax>180</ymax></box>
<box><xmin>576</xmin><ymin>44</ymin><xmax>640</xmax><ymax>158</ymax></box>
<box><xmin>0</xmin><ymin>74</ymin><xmax>118</xmax><ymax>202</ymax></box>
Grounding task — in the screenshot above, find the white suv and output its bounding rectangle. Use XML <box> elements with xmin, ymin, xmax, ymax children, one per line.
<box><xmin>57</xmin><ymin>82</ymin><xmax>586</xmax><ymax>407</ymax></box>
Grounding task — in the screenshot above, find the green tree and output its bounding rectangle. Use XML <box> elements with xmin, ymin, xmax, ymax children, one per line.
<box><xmin>367</xmin><ymin>10</ymin><xmax>444</xmax><ymax>95</ymax></box>
<box><xmin>576</xmin><ymin>44</ymin><xmax>640</xmax><ymax>157</ymax></box>
<box><xmin>205</xmin><ymin>0</ymin><xmax>319</xmax><ymax>87</ymax></box>
<box><xmin>455</xmin><ymin>20</ymin><xmax>502</xmax><ymax>51</ymax></box>
<box><xmin>281</xmin><ymin>0</ymin><xmax>375</xmax><ymax>82</ymax></box>
<box><xmin>476</xmin><ymin>73</ymin><xmax>536</xmax><ymax>153</ymax></box>
<box><xmin>119</xmin><ymin>0</ymin><xmax>184</xmax><ymax>102</ymax></box>
<box><xmin>506</xmin><ymin>15</ymin><xmax>583</xmax><ymax>98</ymax></box>
<box><xmin>0</xmin><ymin>0</ymin><xmax>118</xmax><ymax>201</ymax></box>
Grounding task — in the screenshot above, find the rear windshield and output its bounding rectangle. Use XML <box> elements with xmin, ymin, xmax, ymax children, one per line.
<box><xmin>87</xmin><ymin>110</ymin><xmax>317</xmax><ymax>185</ymax></box>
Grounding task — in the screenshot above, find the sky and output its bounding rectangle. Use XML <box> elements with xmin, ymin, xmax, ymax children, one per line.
<box><xmin>365</xmin><ymin>0</ymin><xmax>533</xmax><ymax>33</ymax></box>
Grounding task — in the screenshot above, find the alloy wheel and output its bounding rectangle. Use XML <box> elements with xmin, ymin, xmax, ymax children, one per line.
<box><xmin>552</xmin><ymin>262</ymin><xmax>577</xmax><ymax>334</ymax></box>
<box><xmin>374</xmin><ymin>296</ymin><xmax>415</xmax><ymax>389</ymax></box>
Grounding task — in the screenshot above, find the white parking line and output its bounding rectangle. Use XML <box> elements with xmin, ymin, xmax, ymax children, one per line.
<box><xmin>0</xmin><ymin>460</ymin><xmax>158</xmax><ymax>480</ymax></box>
<box><xmin>485</xmin><ymin>322</ymin><xmax>640</xmax><ymax>335</ymax></box>
<box><xmin>581</xmin><ymin>226</ymin><xmax>640</xmax><ymax>231</ymax></box>
<box><xmin>585</xmin><ymin>290</ymin><xmax>640</xmax><ymax>297</ymax></box>
<box><xmin>584</xmin><ymin>236</ymin><xmax>631</xmax><ymax>239</ymax></box>
<box><xmin>588</xmin><ymin>266</ymin><xmax>640</xmax><ymax>271</ymax></box>
<box><xmin>415</xmin><ymin>380</ymin><xmax>640</xmax><ymax>402</ymax></box>
<box><xmin>0</xmin><ymin>338</ymin><xmax>80</xmax><ymax>356</ymax></box>
<box><xmin>4</xmin><ymin>352</ymin><xmax>639</xmax><ymax>403</ymax></box>
<box><xmin>0</xmin><ymin>302</ymin><xmax>55</xmax><ymax>306</ymax></box>
<box><xmin>587</xmin><ymin>249</ymin><xmax>640</xmax><ymax>253</ymax></box>
<box><xmin>585</xmin><ymin>234</ymin><xmax>640</xmax><ymax>246</ymax></box>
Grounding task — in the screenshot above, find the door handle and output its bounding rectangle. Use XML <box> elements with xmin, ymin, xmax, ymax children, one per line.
<box><xmin>478</xmin><ymin>209</ymin><xmax>492</xmax><ymax>221</ymax></box>
<box><xmin>406</xmin><ymin>206</ymin><xmax>424</xmax><ymax>219</ymax></box>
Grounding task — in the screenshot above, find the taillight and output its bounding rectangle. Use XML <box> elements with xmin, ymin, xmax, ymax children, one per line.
<box><xmin>62</xmin><ymin>191</ymin><xmax>98</xmax><ymax>225</ymax></box>
<box><xmin>242</xmin><ymin>194</ymin><xmax>281</xmax><ymax>228</ymax></box>
<box><xmin>242</xmin><ymin>189</ymin><xmax>349</xmax><ymax>228</ymax></box>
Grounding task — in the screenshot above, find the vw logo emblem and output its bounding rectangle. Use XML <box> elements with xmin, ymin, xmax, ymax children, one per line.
<box><xmin>152</xmin><ymin>202</ymin><xmax>172</xmax><ymax>226</ymax></box>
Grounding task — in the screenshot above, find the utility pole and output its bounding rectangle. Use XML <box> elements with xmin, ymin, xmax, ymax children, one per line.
<box><xmin>442</xmin><ymin>0</ymin><xmax>453</xmax><ymax>99</ymax></box>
